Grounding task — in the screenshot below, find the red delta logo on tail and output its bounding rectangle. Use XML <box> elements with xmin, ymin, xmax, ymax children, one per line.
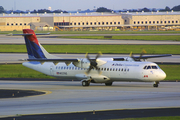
<box><xmin>23</xmin><ymin>29</ymin><xmax>46</xmax><ymax>59</ymax></box>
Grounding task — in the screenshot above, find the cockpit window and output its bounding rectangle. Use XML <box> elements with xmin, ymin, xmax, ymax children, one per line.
<box><xmin>147</xmin><ymin>66</ymin><xmax>151</xmax><ymax>69</ymax></box>
<box><xmin>144</xmin><ymin>65</ymin><xmax>159</xmax><ymax>70</ymax></box>
<box><xmin>143</xmin><ymin>66</ymin><xmax>147</xmax><ymax>69</ymax></box>
<box><xmin>152</xmin><ymin>66</ymin><xmax>158</xmax><ymax>69</ymax></box>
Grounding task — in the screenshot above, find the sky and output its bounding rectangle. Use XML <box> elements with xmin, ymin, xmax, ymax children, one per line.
<box><xmin>1</xmin><ymin>0</ymin><xmax>179</xmax><ymax>11</ymax></box>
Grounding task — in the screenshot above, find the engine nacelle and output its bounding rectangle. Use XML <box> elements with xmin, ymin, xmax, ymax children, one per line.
<box><xmin>73</xmin><ymin>58</ymin><xmax>107</xmax><ymax>69</ymax></box>
<box><xmin>73</xmin><ymin>58</ymin><xmax>90</xmax><ymax>69</ymax></box>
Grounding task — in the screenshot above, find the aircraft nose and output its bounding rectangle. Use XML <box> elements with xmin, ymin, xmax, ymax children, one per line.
<box><xmin>159</xmin><ymin>70</ymin><xmax>166</xmax><ymax>80</ymax></box>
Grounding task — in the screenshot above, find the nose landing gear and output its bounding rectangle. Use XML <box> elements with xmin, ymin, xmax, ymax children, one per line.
<box><xmin>153</xmin><ymin>81</ymin><xmax>159</xmax><ymax>87</ymax></box>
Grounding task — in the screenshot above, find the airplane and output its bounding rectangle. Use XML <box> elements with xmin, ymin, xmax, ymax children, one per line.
<box><xmin>18</xmin><ymin>29</ymin><xmax>171</xmax><ymax>87</ymax></box>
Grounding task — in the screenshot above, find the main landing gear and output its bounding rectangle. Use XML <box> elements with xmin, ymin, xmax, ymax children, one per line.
<box><xmin>82</xmin><ymin>80</ymin><xmax>90</xmax><ymax>86</ymax></box>
<box><xmin>153</xmin><ymin>81</ymin><xmax>159</xmax><ymax>87</ymax></box>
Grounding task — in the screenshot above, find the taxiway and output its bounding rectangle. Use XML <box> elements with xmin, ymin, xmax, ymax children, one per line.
<box><xmin>0</xmin><ymin>80</ymin><xmax>180</xmax><ymax>117</ymax></box>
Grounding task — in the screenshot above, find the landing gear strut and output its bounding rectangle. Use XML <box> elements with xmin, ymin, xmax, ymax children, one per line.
<box><xmin>82</xmin><ymin>81</ymin><xmax>90</xmax><ymax>86</ymax></box>
<box><xmin>153</xmin><ymin>82</ymin><xmax>159</xmax><ymax>87</ymax></box>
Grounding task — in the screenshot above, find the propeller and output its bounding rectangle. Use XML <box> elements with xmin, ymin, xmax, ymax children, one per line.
<box><xmin>85</xmin><ymin>52</ymin><xmax>102</xmax><ymax>74</ymax></box>
<box><xmin>130</xmin><ymin>49</ymin><xmax>147</xmax><ymax>61</ymax></box>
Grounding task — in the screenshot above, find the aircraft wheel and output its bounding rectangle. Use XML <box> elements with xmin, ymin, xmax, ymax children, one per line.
<box><xmin>153</xmin><ymin>82</ymin><xmax>159</xmax><ymax>87</ymax></box>
<box><xmin>82</xmin><ymin>81</ymin><xmax>90</xmax><ymax>86</ymax></box>
<box><xmin>153</xmin><ymin>84</ymin><xmax>158</xmax><ymax>87</ymax></box>
<box><xmin>105</xmin><ymin>82</ymin><xmax>113</xmax><ymax>86</ymax></box>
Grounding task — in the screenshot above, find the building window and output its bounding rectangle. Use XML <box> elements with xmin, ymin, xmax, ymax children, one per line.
<box><xmin>90</xmin><ymin>22</ymin><xmax>92</xmax><ymax>25</ymax></box>
<box><xmin>78</xmin><ymin>22</ymin><xmax>80</xmax><ymax>25</ymax></box>
<box><xmin>134</xmin><ymin>21</ymin><xmax>136</xmax><ymax>24</ymax></box>
<box><xmin>138</xmin><ymin>21</ymin><xmax>140</xmax><ymax>24</ymax></box>
<box><xmin>153</xmin><ymin>21</ymin><xmax>155</xmax><ymax>24</ymax></box>
<box><xmin>141</xmin><ymin>21</ymin><xmax>144</xmax><ymax>24</ymax></box>
<box><xmin>176</xmin><ymin>21</ymin><xmax>178</xmax><ymax>23</ymax></box>
<box><xmin>157</xmin><ymin>21</ymin><xmax>159</xmax><ymax>24</ymax></box>
<box><xmin>106</xmin><ymin>22</ymin><xmax>108</xmax><ymax>25</ymax></box>
<box><xmin>149</xmin><ymin>21</ymin><xmax>151</xmax><ymax>24</ymax></box>
<box><xmin>94</xmin><ymin>22</ymin><xmax>96</xmax><ymax>25</ymax></box>
<box><xmin>118</xmin><ymin>22</ymin><xmax>120</xmax><ymax>24</ymax></box>
<box><xmin>86</xmin><ymin>22</ymin><xmax>88</xmax><ymax>25</ymax></box>
<box><xmin>102</xmin><ymin>22</ymin><xmax>104</xmax><ymax>25</ymax></box>
<box><xmin>168</xmin><ymin>21</ymin><xmax>170</xmax><ymax>23</ymax></box>
<box><xmin>145</xmin><ymin>21</ymin><xmax>147</xmax><ymax>24</ymax></box>
<box><xmin>114</xmin><ymin>22</ymin><xmax>116</xmax><ymax>24</ymax></box>
<box><xmin>74</xmin><ymin>23</ymin><xmax>76</xmax><ymax>25</ymax></box>
<box><xmin>98</xmin><ymin>22</ymin><xmax>100</xmax><ymax>25</ymax></box>
<box><xmin>172</xmin><ymin>21</ymin><xmax>174</xmax><ymax>23</ymax></box>
<box><xmin>11</xmin><ymin>23</ymin><xmax>13</xmax><ymax>25</ymax></box>
<box><xmin>7</xmin><ymin>23</ymin><xmax>9</xmax><ymax>26</ymax></box>
<box><xmin>164</xmin><ymin>21</ymin><xmax>166</xmax><ymax>24</ymax></box>
<box><xmin>20</xmin><ymin>23</ymin><xmax>22</xmax><ymax>25</ymax></box>
<box><xmin>24</xmin><ymin>23</ymin><xmax>26</xmax><ymax>25</ymax></box>
<box><xmin>110</xmin><ymin>22</ymin><xmax>112</xmax><ymax>25</ymax></box>
<box><xmin>82</xmin><ymin>22</ymin><xmax>84</xmax><ymax>25</ymax></box>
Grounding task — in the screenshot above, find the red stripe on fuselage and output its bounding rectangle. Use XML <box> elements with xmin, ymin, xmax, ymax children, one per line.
<box><xmin>23</xmin><ymin>29</ymin><xmax>39</xmax><ymax>46</ymax></box>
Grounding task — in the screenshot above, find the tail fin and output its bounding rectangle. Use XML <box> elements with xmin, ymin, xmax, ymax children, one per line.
<box><xmin>23</xmin><ymin>29</ymin><xmax>58</xmax><ymax>59</ymax></box>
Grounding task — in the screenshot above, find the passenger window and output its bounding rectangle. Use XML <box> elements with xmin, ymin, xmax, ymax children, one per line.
<box><xmin>124</xmin><ymin>69</ymin><xmax>126</xmax><ymax>71</ymax></box>
<box><xmin>119</xmin><ymin>68</ymin><xmax>121</xmax><ymax>71</ymax></box>
<box><xmin>72</xmin><ymin>67</ymin><xmax>74</xmax><ymax>70</ymax></box>
<box><xmin>101</xmin><ymin>68</ymin><xmax>103</xmax><ymax>71</ymax></box>
<box><xmin>121</xmin><ymin>68</ymin><xmax>123</xmax><ymax>71</ymax></box>
<box><xmin>110</xmin><ymin>68</ymin><xmax>112</xmax><ymax>71</ymax></box>
<box><xmin>104</xmin><ymin>68</ymin><xmax>106</xmax><ymax>71</ymax></box>
<box><xmin>127</xmin><ymin>69</ymin><xmax>129</xmax><ymax>71</ymax></box>
<box><xmin>116</xmin><ymin>68</ymin><xmax>118</xmax><ymax>71</ymax></box>
<box><xmin>113</xmin><ymin>68</ymin><xmax>115</xmax><ymax>71</ymax></box>
<box><xmin>107</xmin><ymin>68</ymin><xmax>109</xmax><ymax>71</ymax></box>
<box><xmin>61</xmin><ymin>67</ymin><xmax>63</xmax><ymax>69</ymax></box>
<box><xmin>64</xmin><ymin>67</ymin><xmax>66</xmax><ymax>69</ymax></box>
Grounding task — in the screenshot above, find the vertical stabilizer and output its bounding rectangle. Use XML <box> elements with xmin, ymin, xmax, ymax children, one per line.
<box><xmin>23</xmin><ymin>29</ymin><xmax>59</xmax><ymax>59</ymax></box>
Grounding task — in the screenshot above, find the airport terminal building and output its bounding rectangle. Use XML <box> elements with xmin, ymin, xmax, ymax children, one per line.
<box><xmin>0</xmin><ymin>11</ymin><xmax>180</xmax><ymax>31</ymax></box>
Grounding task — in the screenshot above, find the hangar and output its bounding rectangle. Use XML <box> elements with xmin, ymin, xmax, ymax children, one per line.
<box><xmin>0</xmin><ymin>11</ymin><xmax>180</xmax><ymax>31</ymax></box>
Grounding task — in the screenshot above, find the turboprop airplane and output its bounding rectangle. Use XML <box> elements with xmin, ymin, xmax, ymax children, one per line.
<box><xmin>19</xmin><ymin>29</ymin><xmax>171</xmax><ymax>87</ymax></box>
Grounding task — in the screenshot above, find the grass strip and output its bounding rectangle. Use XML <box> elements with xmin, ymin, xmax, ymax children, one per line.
<box><xmin>58</xmin><ymin>35</ymin><xmax>180</xmax><ymax>41</ymax></box>
<box><xmin>0</xmin><ymin>44</ymin><xmax>180</xmax><ymax>54</ymax></box>
<box><xmin>0</xmin><ymin>64</ymin><xmax>179</xmax><ymax>80</ymax></box>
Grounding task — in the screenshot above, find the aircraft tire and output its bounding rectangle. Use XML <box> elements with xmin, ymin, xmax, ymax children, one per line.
<box><xmin>105</xmin><ymin>82</ymin><xmax>113</xmax><ymax>86</ymax></box>
<box><xmin>153</xmin><ymin>84</ymin><xmax>158</xmax><ymax>87</ymax></box>
<box><xmin>82</xmin><ymin>81</ymin><xmax>90</xmax><ymax>86</ymax></box>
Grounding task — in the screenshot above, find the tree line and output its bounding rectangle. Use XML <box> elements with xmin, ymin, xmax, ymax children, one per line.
<box><xmin>0</xmin><ymin>4</ymin><xmax>180</xmax><ymax>14</ymax></box>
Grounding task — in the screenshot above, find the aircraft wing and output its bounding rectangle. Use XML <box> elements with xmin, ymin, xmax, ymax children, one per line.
<box><xmin>133</xmin><ymin>54</ymin><xmax>172</xmax><ymax>59</ymax></box>
<box><xmin>112</xmin><ymin>54</ymin><xmax>172</xmax><ymax>61</ymax></box>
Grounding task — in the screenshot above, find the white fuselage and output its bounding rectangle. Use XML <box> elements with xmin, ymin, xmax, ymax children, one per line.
<box><xmin>23</xmin><ymin>60</ymin><xmax>166</xmax><ymax>83</ymax></box>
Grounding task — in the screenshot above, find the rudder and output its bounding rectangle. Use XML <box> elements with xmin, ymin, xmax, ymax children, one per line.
<box><xmin>23</xmin><ymin>29</ymin><xmax>46</xmax><ymax>59</ymax></box>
